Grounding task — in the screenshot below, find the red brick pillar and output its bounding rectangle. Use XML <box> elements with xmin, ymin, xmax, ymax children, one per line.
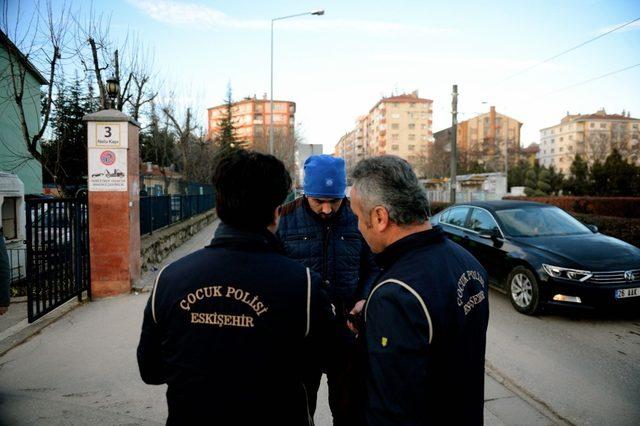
<box><xmin>83</xmin><ymin>110</ymin><xmax>141</xmax><ymax>297</ymax></box>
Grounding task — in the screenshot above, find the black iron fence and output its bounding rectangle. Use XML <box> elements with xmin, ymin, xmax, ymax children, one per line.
<box><xmin>7</xmin><ymin>247</ymin><xmax>26</xmax><ymax>285</ymax></box>
<box><xmin>25</xmin><ymin>198</ymin><xmax>91</xmax><ymax>323</ymax></box>
<box><xmin>140</xmin><ymin>194</ymin><xmax>215</xmax><ymax>235</ymax></box>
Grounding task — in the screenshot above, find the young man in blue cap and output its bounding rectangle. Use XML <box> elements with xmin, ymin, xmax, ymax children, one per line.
<box><xmin>278</xmin><ymin>154</ymin><xmax>378</xmax><ymax>425</ymax></box>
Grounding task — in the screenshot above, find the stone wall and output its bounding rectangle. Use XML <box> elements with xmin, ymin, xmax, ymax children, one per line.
<box><xmin>140</xmin><ymin>210</ymin><xmax>217</xmax><ymax>272</ymax></box>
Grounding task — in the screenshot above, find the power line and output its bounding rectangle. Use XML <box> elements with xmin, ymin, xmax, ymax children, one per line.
<box><xmin>500</xmin><ymin>16</ymin><xmax>640</xmax><ymax>83</ymax></box>
<box><xmin>546</xmin><ymin>62</ymin><xmax>640</xmax><ymax>95</ymax></box>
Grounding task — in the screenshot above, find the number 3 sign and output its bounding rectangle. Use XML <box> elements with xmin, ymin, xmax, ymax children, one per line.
<box><xmin>92</xmin><ymin>123</ymin><xmax>127</xmax><ymax>148</ymax></box>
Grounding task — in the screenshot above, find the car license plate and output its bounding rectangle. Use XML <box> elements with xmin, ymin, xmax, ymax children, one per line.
<box><xmin>615</xmin><ymin>287</ymin><xmax>640</xmax><ymax>299</ymax></box>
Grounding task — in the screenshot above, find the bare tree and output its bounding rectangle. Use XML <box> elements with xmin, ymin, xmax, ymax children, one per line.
<box><xmin>1</xmin><ymin>0</ymin><xmax>72</xmax><ymax>183</ymax></box>
<box><xmin>74</xmin><ymin>8</ymin><xmax>156</xmax><ymax>114</ymax></box>
<box><xmin>253</xmin><ymin>126</ymin><xmax>301</xmax><ymax>177</ymax></box>
<box><xmin>162</xmin><ymin>105</ymin><xmax>198</xmax><ymax>179</ymax></box>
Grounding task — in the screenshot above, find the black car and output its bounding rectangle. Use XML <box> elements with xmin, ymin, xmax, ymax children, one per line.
<box><xmin>431</xmin><ymin>200</ymin><xmax>640</xmax><ymax>314</ymax></box>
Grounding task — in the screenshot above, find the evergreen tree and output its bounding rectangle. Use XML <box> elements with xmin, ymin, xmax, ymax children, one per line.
<box><xmin>524</xmin><ymin>169</ymin><xmax>537</xmax><ymax>197</ymax></box>
<box><xmin>599</xmin><ymin>149</ymin><xmax>640</xmax><ymax>196</ymax></box>
<box><xmin>536</xmin><ymin>168</ymin><xmax>551</xmax><ymax>196</ymax></box>
<box><xmin>547</xmin><ymin>166</ymin><xmax>564</xmax><ymax>195</ymax></box>
<box><xmin>564</xmin><ymin>154</ymin><xmax>590</xmax><ymax>195</ymax></box>
<box><xmin>589</xmin><ymin>160</ymin><xmax>607</xmax><ymax>196</ymax></box>
<box><xmin>42</xmin><ymin>73</ymin><xmax>89</xmax><ymax>193</ymax></box>
<box><xmin>213</xmin><ymin>84</ymin><xmax>244</xmax><ymax>157</ymax></box>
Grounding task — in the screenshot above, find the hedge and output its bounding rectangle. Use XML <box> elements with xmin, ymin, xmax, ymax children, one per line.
<box><xmin>503</xmin><ymin>196</ymin><xmax>640</xmax><ymax>219</ymax></box>
<box><xmin>571</xmin><ymin>213</ymin><xmax>640</xmax><ymax>248</ymax></box>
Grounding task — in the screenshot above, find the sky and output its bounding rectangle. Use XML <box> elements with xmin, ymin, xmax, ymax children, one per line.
<box><xmin>7</xmin><ymin>0</ymin><xmax>640</xmax><ymax>153</ymax></box>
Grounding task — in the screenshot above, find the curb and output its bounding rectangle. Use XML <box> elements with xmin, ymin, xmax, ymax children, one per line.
<box><xmin>485</xmin><ymin>360</ymin><xmax>573</xmax><ymax>426</ymax></box>
<box><xmin>0</xmin><ymin>297</ymin><xmax>87</xmax><ymax>358</ymax></box>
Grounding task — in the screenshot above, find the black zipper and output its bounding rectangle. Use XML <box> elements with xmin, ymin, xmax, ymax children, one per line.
<box><xmin>322</xmin><ymin>225</ymin><xmax>331</xmax><ymax>284</ymax></box>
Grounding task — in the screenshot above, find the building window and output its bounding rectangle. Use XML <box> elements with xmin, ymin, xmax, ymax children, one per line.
<box><xmin>391</xmin><ymin>144</ymin><xmax>399</xmax><ymax>151</ymax></box>
<box><xmin>408</xmin><ymin>134</ymin><xmax>415</xmax><ymax>141</ymax></box>
<box><xmin>391</xmin><ymin>113</ymin><xmax>400</xmax><ymax>119</ymax></box>
<box><xmin>408</xmin><ymin>112</ymin><xmax>415</xmax><ymax>119</ymax></box>
<box><xmin>551</xmin><ymin>139</ymin><xmax>555</xmax><ymax>143</ymax></box>
<box><xmin>633</xmin><ymin>124</ymin><xmax>638</xmax><ymax>129</ymax></box>
<box><xmin>421</xmin><ymin>124</ymin><xmax>427</xmax><ymax>130</ymax></box>
<box><xmin>560</xmin><ymin>157</ymin><xmax>564</xmax><ymax>163</ymax></box>
<box><xmin>408</xmin><ymin>145</ymin><xmax>415</xmax><ymax>151</ymax></box>
<box><xmin>393</xmin><ymin>102</ymin><xmax>399</xmax><ymax>108</ymax></box>
<box><xmin>410</xmin><ymin>103</ymin><xmax>416</xmax><ymax>108</ymax></box>
<box><xmin>1</xmin><ymin>197</ymin><xmax>18</xmax><ymax>240</ymax></box>
<box><xmin>551</xmin><ymin>148</ymin><xmax>555</xmax><ymax>153</ymax></box>
<box><xmin>590</xmin><ymin>123</ymin><xmax>595</xmax><ymax>128</ymax></box>
<box><xmin>560</xmin><ymin>127</ymin><xmax>563</xmax><ymax>132</ymax></box>
<box><xmin>600</xmin><ymin>123</ymin><xmax>607</xmax><ymax>128</ymax></box>
<box><xmin>569</xmin><ymin>135</ymin><xmax>573</xmax><ymax>140</ymax></box>
<box><xmin>408</xmin><ymin>123</ymin><xmax>415</xmax><ymax>129</ymax></box>
<box><xmin>391</xmin><ymin>123</ymin><xmax>399</xmax><ymax>129</ymax></box>
<box><xmin>391</xmin><ymin>134</ymin><xmax>399</xmax><ymax>141</ymax></box>
<box><xmin>568</xmin><ymin>146</ymin><xmax>573</xmax><ymax>151</ymax></box>
<box><xmin>560</xmin><ymin>147</ymin><xmax>564</xmax><ymax>152</ymax></box>
<box><xmin>420</xmin><ymin>113</ymin><xmax>428</xmax><ymax>119</ymax></box>
<box><xmin>560</xmin><ymin>137</ymin><xmax>563</xmax><ymax>141</ymax></box>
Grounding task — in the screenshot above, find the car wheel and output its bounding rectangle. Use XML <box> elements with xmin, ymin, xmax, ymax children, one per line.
<box><xmin>507</xmin><ymin>266</ymin><xmax>540</xmax><ymax>315</ymax></box>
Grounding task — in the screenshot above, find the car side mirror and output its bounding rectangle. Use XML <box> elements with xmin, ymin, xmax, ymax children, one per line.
<box><xmin>479</xmin><ymin>229</ymin><xmax>502</xmax><ymax>240</ymax></box>
<box><xmin>586</xmin><ymin>224</ymin><xmax>598</xmax><ymax>233</ymax></box>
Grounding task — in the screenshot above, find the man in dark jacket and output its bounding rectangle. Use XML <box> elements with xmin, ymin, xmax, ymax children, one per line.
<box><xmin>137</xmin><ymin>151</ymin><xmax>335</xmax><ymax>426</ymax></box>
<box><xmin>277</xmin><ymin>155</ymin><xmax>378</xmax><ymax>425</ymax></box>
<box><xmin>349</xmin><ymin>156</ymin><xmax>489</xmax><ymax>425</ymax></box>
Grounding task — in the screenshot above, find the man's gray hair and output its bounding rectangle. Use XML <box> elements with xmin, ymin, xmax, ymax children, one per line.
<box><xmin>350</xmin><ymin>156</ymin><xmax>429</xmax><ymax>225</ymax></box>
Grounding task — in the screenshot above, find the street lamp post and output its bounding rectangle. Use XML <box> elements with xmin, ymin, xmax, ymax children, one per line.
<box><xmin>270</xmin><ymin>9</ymin><xmax>324</xmax><ymax>155</ymax></box>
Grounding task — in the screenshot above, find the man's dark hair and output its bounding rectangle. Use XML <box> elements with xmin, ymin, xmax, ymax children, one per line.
<box><xmin>213</xmin><ymin>150</ymin><xmax>292</xmax><ymax>230</ymax></box>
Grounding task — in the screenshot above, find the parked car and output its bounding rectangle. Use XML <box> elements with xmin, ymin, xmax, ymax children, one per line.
<box><xmin>431</xmin><ymin>200</ymin><xmax>640</xmax><ymax>314</ymax></box>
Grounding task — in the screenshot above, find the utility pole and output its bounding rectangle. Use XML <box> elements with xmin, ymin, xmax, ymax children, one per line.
<box><xmin>450</xmin><ymin>84</ymin><xmax>458</xmax><ymax>203</ymax></box>
<box><xmin>504</xmin><ymin>134</ymin><xmax>509</xmax><ymax>191</ymax></box>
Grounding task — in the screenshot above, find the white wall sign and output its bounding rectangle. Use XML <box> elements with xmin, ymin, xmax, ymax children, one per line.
<box><xmin>88</xmin><ymin>148</ymin><xmax>128</xmax><ymax>191</ymax></box>
<box><xmin>89</xmin><ymin>122</ymin><xmax>128</xmax><ymax>148</ymax></box>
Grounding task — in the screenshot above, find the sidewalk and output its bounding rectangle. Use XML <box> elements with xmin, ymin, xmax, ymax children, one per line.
<box><xmin>0</xmin><ymin>220</ymin><xmax>559</xmax><ymax>425</ymax></box>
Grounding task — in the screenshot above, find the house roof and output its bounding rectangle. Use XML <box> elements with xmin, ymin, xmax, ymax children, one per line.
<box><xmin>0</xmin><ymin>30</ymin><xmax>48</xmax><ymax>85</ymax></box>
<box><xmin>522</xmin><ymin>143</ymin><xmax>540</xmax><ymax>154</ymax></box>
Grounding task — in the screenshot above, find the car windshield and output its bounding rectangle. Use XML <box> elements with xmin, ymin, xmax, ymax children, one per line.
<box><xmin>495</xmin><ymin>206</ymin><xmax>591</xmax><ymax>237</ymax></box>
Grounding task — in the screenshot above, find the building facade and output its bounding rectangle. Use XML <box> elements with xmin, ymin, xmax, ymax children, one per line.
<box><xmin>538</xmin><ymin>109</ymin><xmax>640</xmax><ymax>174</ymax></box>
<box><xmin>434</xmin><ymin>106</ymin><xmax>522</xmax><ymax>174</ymax></box>
<box><xmin>207</xmin><ymin>96</ymin><xmax>296</xmax><ymax>151</ymax></box>
<box><xmin>0</xmin><ymin>30</ymin><xmax>46</xmax><ymax>196</ymax></box>
<box><xmin>334</xmin><ymin>91</ymin><xmax>433</xmax><ymax>173</ymax></box>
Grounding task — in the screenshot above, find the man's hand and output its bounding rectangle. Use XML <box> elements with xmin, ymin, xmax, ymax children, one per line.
<box><xmin>347</xmin><ymin>299</ymin><xmax>366</xmax><ymax>335</ymax></box>
<box><xmin>0</xmin><ymin>306</ymin><xmax>8</xmax><ymax>315</ymax></box>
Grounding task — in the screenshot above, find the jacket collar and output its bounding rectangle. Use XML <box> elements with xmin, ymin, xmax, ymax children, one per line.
<box><xmin>208</xmin><ymin>222</ymin><xmax>282</xmax><ymax>252</ymax></box>
<box><xmin>302</xmin><ymin>196</ymin><xmax>349</xmax><ymax>225</ymax></box>
<box><xmin>374</xmin><ymin>226</ymin><xmax>446</xmax><ymax>270</ymax></box>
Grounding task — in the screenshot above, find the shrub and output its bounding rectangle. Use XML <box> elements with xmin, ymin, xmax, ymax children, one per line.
<box><xmin>429</xmin><ymin>201</ymin><xmax>452</xmax><ymax>216</ymax></box>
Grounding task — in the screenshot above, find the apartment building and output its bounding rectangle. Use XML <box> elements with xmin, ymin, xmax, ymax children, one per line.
<box><xmin>434</xmin><ymin>106</ymin><xmax>522</xmax><ymax>173</ymax></box>
<box><xmin>335</xmin><ymin>91</ymin><xmax>433</xmax><ymax>172</ymax></box>
<box><xmin>538</xmin><ymin>109</ymin><xmax>640</xmax><ymax>173</ymax></box>
<box><xmin>207</xmin><ymin>95</ymin><xmax>295</xmax><ymax>150</ymax></box>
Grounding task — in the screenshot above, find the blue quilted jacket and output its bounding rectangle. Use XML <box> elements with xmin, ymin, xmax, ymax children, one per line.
<box><xmin>277</xmin><ymin>197</ymin><xmax>378</xmax><ymax>307</ymax></box>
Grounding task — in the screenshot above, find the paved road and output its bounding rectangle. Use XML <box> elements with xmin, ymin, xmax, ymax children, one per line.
<box><xmin>486</xmin><ymin>289</ymin><xmax>640</xmax><ymax>425</ymax></box>
<box><xmin>0</xmin><ymin>220</ymin><xmax>555</xmax><ymax>425</ymax></box>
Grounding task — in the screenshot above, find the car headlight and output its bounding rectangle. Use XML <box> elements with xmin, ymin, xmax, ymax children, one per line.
<box><xmin>542</xmin><ymin>264</ymin><xmax>592</xmax><ymax>282</ymax></box>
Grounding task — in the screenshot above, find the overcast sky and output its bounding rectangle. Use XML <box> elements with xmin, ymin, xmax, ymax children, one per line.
<box><xmin>10</xmin><ymin>0</ymin><xmax>640</xmax><ymax>152</ymax></box>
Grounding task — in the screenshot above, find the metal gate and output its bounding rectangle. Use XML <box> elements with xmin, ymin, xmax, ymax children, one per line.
<box><xmin>25</xmin><ymin>198</ymin><xmax>91</xmax><ymax>323</ymax></box>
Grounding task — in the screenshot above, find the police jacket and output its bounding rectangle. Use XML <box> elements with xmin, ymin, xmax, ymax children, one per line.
<box><xmin>277</xmin><ymin>197</ymin><xmax>377</xmax><ymax>308</ymax></box>
<box><xmin>363</xmin><ymin>226</ymin><xmax>489</xmax><ymax>426</ymax></box>
<box><xmin>137</xmin><ymin>222</ymin><xmax>335</xmax><ymax>426</ymax></box>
